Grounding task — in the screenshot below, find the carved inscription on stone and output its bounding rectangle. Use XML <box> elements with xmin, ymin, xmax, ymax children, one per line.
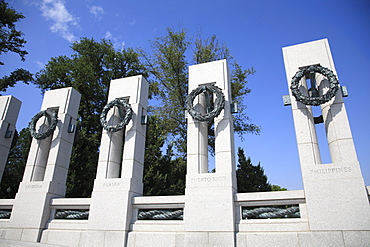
<box><xmin>25</xmin><ymin>184</ymin><xmax>42</xmax><ymax>189</ymax></box>
<box><xmin>310</xmin><ymin>166</ymin><xmax>351</xmax><ymax>175</ymax></box>
<box><xmin>191</xmin><ymin>176</ymin><xmax>226</xmax><ymax>183</ymax></box>
<box><xmin>103</xmin><ymin>182</ymin><xmax>120</xmax><ymax>187</ymax></box>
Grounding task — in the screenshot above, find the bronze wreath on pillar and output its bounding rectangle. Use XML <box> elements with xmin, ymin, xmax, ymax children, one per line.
<box><xmin>185</xmin><ymin>84</ymin><xmax>225</xmax><ymax>122</ymax></box>
<box><xmin>290</xmin><ymin>64</ymin><xmax>339</xmax><ymax>106</ymax></box>
<box><xmin>29</xmin><ymin>110</ymin><xmax>58</xmax><ymax>140</ymax></box>
<box><xmin>100</xmin><ymin>98</ymin><xmax>133</xmax><ymax>132</ymax></box>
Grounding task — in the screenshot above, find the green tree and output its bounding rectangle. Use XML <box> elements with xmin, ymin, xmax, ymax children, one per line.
<box><xmin>0</xmin><ymin>128</ymin><xmax>31</xmax><ymax>198</ymax></box>
<box><xmin>34</xmin><ymin>38</ymin><xmax>147</xmax><ymax>197</ymax></box>
<box><xmin>141</xmin><ymin>28</ymin><xmax>260</xmax><ymax>194</ymax></box>
<box><xmin>0</xmin><ymin>0</ymin><xmax>27</xmax><ymax>65</ymax></box>
<box><xmin>143</xmin><ymin>115</ymin><xmax>167</xmax><ymax>195</ymax></box>
<box><xmin>143</xmin><ymin>115</ymin><xmax>186</xmax><ymax>195</ymax></box>
<box><xmin>194</xmin><ymin>34</ymin><xmax>260</xmax><ymax>140</ymax></box>
<box><xmin>236</xmin><ymin>147</ymin><xmax>271</xmax><ymax>193</ymax></box>
<box><xmin>0</xmin><ymin>0</ymin><xmax>33</xmax><ymax>93</ymax></box>
<box><xmin>145</xmin><ymin>28</ymin><xmax>260</xmax><ymax>155</ymax></box>
<box><xmin>145</xmin><ymin>28</ymin><xmax>190</xmax><ymax>154</ymax></box>
<box><xmin>0</xmin><ymin>68</ymin><xmax>33</xmax><ymax>93</ymax></box>
<box><xmin>271</xmin><ymin>185</ymin><xmax>288</xmax><ymax>191</ymax></box>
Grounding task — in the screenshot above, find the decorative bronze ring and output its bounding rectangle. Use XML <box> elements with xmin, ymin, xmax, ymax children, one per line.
<box><xmin>186</xmin><ymin>84</ymin><xmax>225</xmax><ymax>122</ymax></box>
<box><xmin>29</xmin><ymin>110</ymin><xmax>58</xmax><ymax>140</ymax></box>
<box><xmin>100</xmin><ymin>98</ymin><xmax>133</xmax><ymax>132</ymax></box>
<box><xmin>290</xmin><ymin>65</ymin><xmax>339</xmax><ymax>106</ymax></box>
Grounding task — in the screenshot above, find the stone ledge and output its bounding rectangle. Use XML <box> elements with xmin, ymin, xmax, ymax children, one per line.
<box><xmin>132</xmin><ymin>195</ymin><xmax>185</xmax><ymax>209</ymax></box>
<box><xmin>0</xmin><ymin>239</ymin><xmax>66</xmax><ymax>247</ymax></box>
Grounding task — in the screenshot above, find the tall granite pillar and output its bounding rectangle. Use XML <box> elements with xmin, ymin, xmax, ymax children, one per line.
<box><xmin>0</xmin><ymin>95</ymin><xmax>21</xmax><ymax>183</ymax></box>
<box><xmin>5</xmin><ymin>87</ymin><xmax>81</xmax><ymax>242</ymax></box>
<box><xmin>86</xmin><ymin>75</ymin><xmax>149</xmax><ymax>247</ymax></box>
<box><xmin>283</xmin><ymin>39</ymin><xmax>370</xmax><ymax>231</ymax></box>
<box><xmin>185</xmin><ymin>60</ymin><xmax>237</xmax><ymax>246</ymax></box>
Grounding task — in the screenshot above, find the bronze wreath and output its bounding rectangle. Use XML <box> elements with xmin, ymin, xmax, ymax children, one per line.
<box><xmin>100</xmin><ymin>98</ymin><xmax>133</xmax><ymax>132</ymax></box>
<box><xmin>186</xmin><ymin>84</ymin><xmax>225</xmax><ymax>122</ymax></box>
<box><xmin>290</xmin><ymin>65</ymin><xmax>339</xmax><ymax>106</ymax></box>
<box><xmin>29</xmin><ymin>110</ymin><xmax>58</xmax><ymax>140</ymax></box>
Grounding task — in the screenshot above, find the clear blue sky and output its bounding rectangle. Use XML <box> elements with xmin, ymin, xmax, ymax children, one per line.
<box><xmin>2</xmin><ymin>0</ymin><xmax>369</xmax><ymax>190</ymax></box>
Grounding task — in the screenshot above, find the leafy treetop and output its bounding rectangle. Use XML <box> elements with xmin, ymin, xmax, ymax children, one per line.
<box><xmin>0</xmin><ymin>0</ymin><xmax>27</xmax><ymax>65</ymax></box>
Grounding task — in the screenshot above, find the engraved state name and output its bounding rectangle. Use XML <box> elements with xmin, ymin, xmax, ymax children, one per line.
<box><xmin>191</xmin><ymin>176</ymin><xmax>226</xmax><ymax>182</ymax></box>
<box><xmin>103</xmin><ymin>182</ymin><xmax>120</xmax><ymax>187</ymax></box>
<box><xmin>25</xmin><ymin>184</ymin><xmax>42</xmax><ymax>189</ymax></box>
<box><xmin>310</xmin><ymin>166</ymin><xmax>351</xmax><ymax>175</ymax></box>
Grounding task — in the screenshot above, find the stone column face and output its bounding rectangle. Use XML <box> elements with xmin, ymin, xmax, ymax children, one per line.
<box><xmin>283</xmin><ymin>39</ymin><xmax>370</xmax><ymax>230</ymax></box>
<box><xmin>0</xmin><ymin>95</ymin><xmax>21</xmax><ymax>182</ymax></box>
<box><xmin>185</xmin><ymin>60</ymin><xmax>237</xmax><ymax>246</ymax></box>
<box><xmin>87</xmin><ymin>75</ymin><xmax>148</xmax><ymax>247</ymax></box>
<box><xmin>5</xmin><ymin>87</ymin><xmax>81</xmax><ymax>242</ymax></box>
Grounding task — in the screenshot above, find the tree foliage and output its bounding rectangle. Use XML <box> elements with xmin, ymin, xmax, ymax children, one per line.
<box><xmin>0</xmin><ymin>0</ymin><xmax>27</xmax><ymax>65</ymax></box>
<box><xmin>236</xmin><ymin>147</ymin><xmax>271</xmax><ymax>193</ymax></box>
<box><xmin>143</xmin><ymin>116</ymin><xmax>186</xmax><ymax>195</ymax></box>
<box><xmin>0</xmin><ymin>128</ymin><xmax>31</xmax><ymax>198</ymax></box>
<box><xmin>0</xmin><ymin>68</ymin><xmax>33</xmax><ymax>92</ymax></box>
<box><xmin>0</xmin><ymin>0</ymin><xmax>33</xmax><ymax>94</ymax></box>
<box><xmin>145</xmin><ymin>28</ymin><xmax>260</xmax><ymax>155</ymax></box>
<box><xmin>34</xmin><ymin>38</ymin><xmax>147</xmax><ymax>197</ymax></box>
<box><xmin>271</xmin><ymin>184</ymin><xmax>288</xmax><ymax>191</ymax></box>
<box><xmin>141</xmin><ymin>28</ymin><xmax>261</xmax><ymax>194</ymax></box>
<box><xmin>145</xmin><ymin>28</ymin><xmax>189</xmax><ymax>154</ymax></box>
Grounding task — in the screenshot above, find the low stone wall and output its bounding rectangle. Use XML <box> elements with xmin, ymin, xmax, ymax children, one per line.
<box><xmin>1</xmin><ymin>189</ymin><xmax>367</xmax><ymax>246</ymax></box>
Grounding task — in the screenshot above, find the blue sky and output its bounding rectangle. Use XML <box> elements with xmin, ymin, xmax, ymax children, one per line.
<box><xmin>2</xmin><ymin>0</ymin><xmax>369</xmax><ymax>190</ymax></box>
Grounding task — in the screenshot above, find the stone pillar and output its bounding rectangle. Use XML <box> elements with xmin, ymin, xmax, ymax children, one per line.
<box><xmin>0</xmin><ymin>95</ymin><xmax>21</xmax><ymax>182</ymax></box>
<box><xmin>87</xmin><ymin>75</ymin><xmax>148</xmax><ymax>247</ymax></box>
<box><xmin>185</xmin><ymin>60</ymin><xmax>237</xmax><ymax>246</ymax></box>
<box><xmin>5</xmin><ymin>87</ymin><xmax>81</xmax><ymax>242</ymax></box>
<box><xmin>283</xmin><ymin>39</ymin><xmax>370</xmax><ymax>231</ymax></box>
